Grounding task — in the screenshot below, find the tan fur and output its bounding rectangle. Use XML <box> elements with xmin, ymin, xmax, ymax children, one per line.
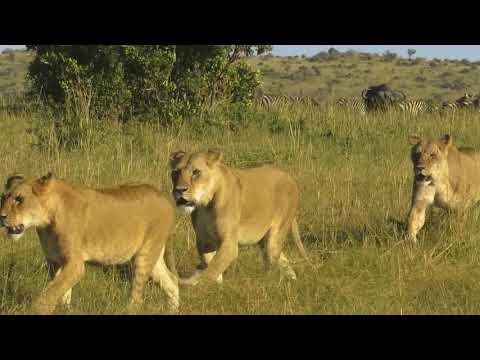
<box><xmin>169</xmin><ymin>150</ymin><xmax>308</xmax><ymax>286</ymax></box>
<box><xmin>407</xmin><ymin>134</ymin><xmax>480</xmax><ymax>243</ymax></box>
<box><xmin>0</xmin><ymin>173</ymin><xmax>178</xmax><ymax>314</ymax></box>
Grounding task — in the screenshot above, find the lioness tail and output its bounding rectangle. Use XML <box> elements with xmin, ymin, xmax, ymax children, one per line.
<box><xmin>164</xmin><ymin>237</ymin><xmax>178</xmax><ymax>277</ymax></box>
<box><xmin>291</xmin><ymin>217</ymin><xmax>309</xmax><ymax>262</ymax></box>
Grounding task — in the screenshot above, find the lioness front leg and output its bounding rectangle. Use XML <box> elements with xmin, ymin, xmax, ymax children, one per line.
<box><xmin>196</xmin><ymin>251</ymin><xmax>223</xmax><ymax>284</ymax></box>
<box><xmin>47</xmin><ymin>262</ymin><xmax>72</xmax><ymax>306</ymax></box>
<box><xmin>181</xmin><ymin>232</ymin><xmax>239</xmax><ymax>286</ymax></box>
<box><xmin>407</xmin><ymin>185</ymin><xmax>435</xmax><ymax>243</ymax></box>
<box><xmin>32</xmin><ymin>261</ymin><xmax>85</xmax><ymax>315</ymax></box>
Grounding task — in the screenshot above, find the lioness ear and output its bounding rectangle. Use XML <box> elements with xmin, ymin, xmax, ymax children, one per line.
<box><xmin>169</xmin><ymin>151</ymin><xmax>186</xmax><ymax>169</ymax></box>
<box><xmin>440</xmin><ymin>134</ymin><xmax>453</xmax><ymax>150</ymax></box>
<box><xmin>408</xmin><ymin>134</ymin><xmax>422</xmax><ymax>146</ymax></box>
<box><xmin>206</xmin><ymin>150</ymin><xmax>224</xmax><ymax>166</ymax></box>
<box><xmin>5</xmin><ymin>174</ymin><xmax>24</xmax><ymax>191</ymax></box>
<box><xmin>32</xmin><ymin>172</ymin><xmax>54</xmax><ymax>195</ymax></box>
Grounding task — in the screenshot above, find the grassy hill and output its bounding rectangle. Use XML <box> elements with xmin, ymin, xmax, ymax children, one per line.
<box><xmin>244</xmin><ymin>51</ymin><xmax>480</xmax><ymax>104</ymax></box>
<box><xmin>0</xmin><ymin>49</ymin><xmax>31</xmax><ymax>95</ymax></box>
<box><xmin>1</xmin><ymin>48</ymin><xmax>479</xmax><ymax>105</ymax></box>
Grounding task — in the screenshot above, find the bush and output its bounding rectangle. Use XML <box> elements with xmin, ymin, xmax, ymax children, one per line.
<box><xmin>27</xmin><ymin>45</ymin><xmax>270</xmax><ymax>122</ymax></box>
<box><xmin>383</xmin><ymin>51</ymin><xmax>397</xmax><ymax>61</ymax></box>
<box><xmin>410</xmin><ymin>58</ymin><xmax>423</xmax><ymax>65</ymax></box>
<box><xmin>438</xmin><ymin>79</ymin><xmax>467</xmax><ymax>90</ymax></box>
<box><xmin>359</xmin><ymin>53</ymin><xmax>373</xmax><ymax>61</ymax></box>
<box><xmin>311</xmin><ymin>51</ymin><xmax>331</xmax><ymax>61</ymax></box>
<box><xmin>311</xmin><ymin>65</ymin><xmax>321</xmax><ymax>76</ymax></box>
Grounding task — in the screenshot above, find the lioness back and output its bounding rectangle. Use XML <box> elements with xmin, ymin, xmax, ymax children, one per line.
<box><xmin>69</xmin><ymin>182</ymin><xmax>175</xmax><ymax>261</ymax></box>
<box><xmin>234</xmin><ymin>165</ymin><xmax>299</xmax><ymax>227</ymax></box>
<box><xmin>447</xmin><ymin>147</ymin><xmax>480</xmax><ymax>189</ymax></box>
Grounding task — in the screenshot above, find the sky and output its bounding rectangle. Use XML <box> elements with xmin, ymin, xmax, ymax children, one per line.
<box><xmin>2</xmin><ymin>45</ymin><xmax>480</xmax><ymax>61</ymax></box>
<box><xmin>272</xmin><ymin>45</ymin><xmax>480</xmax><ymax>61</ymax></box>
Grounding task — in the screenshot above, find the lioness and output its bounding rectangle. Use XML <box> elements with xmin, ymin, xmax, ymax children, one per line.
<box><xmin>407</xmin><ymin>134</ymin><xmax>480</xmax><ymax>243</ymax></box>
<box><xmin>169</xmin><ymin>150</ymin><xmax>308</xmax><ymax>286</ymax></box>
<box><xmin>0</xmin><ymin>173</ymin><xmax>179</xmax><ymax>314</ymax></box>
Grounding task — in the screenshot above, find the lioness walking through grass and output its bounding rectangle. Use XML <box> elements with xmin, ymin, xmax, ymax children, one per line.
<box><xmin>407</xmin><ymin>134</ymin><xmax>480</xmax><ymax>243</ymax></box>
<box><xmin>169</xmin><ymin>150</ymin><xmax>308</xmax><ymax>286</ymax></box>
<box><xmin>0</xmin><ymin>173</ymin><xmax>178</xmax><ymax>314</ymax></box>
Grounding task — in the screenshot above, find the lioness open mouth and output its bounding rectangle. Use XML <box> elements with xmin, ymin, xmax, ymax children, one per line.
<box><xmin>6</xmin><ymin>224</ymin><xmax>24</xmax><ymax>235</ymax></box>
<box><xmin>176</xmin><ymin>198</ymin><xmax>195</xmax><ymax>207</ymax></box>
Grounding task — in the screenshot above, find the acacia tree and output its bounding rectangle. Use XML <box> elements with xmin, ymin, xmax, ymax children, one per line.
<box><xmin>408</xmin><ymin>48</ymin><xmax>416</xmax><ymax>61</ymax></box>
<box><xmin>26</xmin><ymin>45</ymin><xmax>272</xmax><ymax>120</ymax></box>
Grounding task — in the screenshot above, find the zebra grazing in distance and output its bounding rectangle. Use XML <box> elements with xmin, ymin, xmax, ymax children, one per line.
<box><xmin>336</xmin><ymin>97</ymin><xmax>367</xmax><ymax>116</ymax></box>
<box><xmin>258</xmin><ymin>93</ymin><xmax>319</xmax><ymax>109</ymax></box>
<box><xmin>395</xmin><ymin>100</ymin><xmax>439</xmax><ymax>115</ymax></box>
<box><xmin>442</xmin><ymin>93</ymin><xmax>477</xmax><ymax>111</ymax></box>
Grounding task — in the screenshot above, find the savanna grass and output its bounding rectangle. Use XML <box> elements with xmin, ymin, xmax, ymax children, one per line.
<box><xmin>2</xmin><ymin>102</ymin><xmax>480</xmax><ymax>315</ymax></box>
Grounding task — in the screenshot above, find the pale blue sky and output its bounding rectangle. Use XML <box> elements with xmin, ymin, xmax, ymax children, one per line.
<box><xmin>272</xmin><ymin>45</ymin><xmax>480</xmax><ymax>61</ymax></box>
<box><xmin>2</xmin><ymin>45</ymin><xmax>480</xmax><ymax>61</ymax></box>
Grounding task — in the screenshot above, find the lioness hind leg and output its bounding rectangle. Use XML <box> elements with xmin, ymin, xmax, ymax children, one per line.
<box><xmin>262</xmin><ymin>225</ymin><xmax>297</xmax><ymax>281</ymax></box>
<box><xmin>151</xmin><ymin>254</ymin><xmax>180</xmax><ymax>313</ymax></box>
<box><xmin>278</xmin><ymin>252</ymin><xmax>297</xmax><ymax>281</ymax></box>
<box><xmin>129</xmin><ymin>252</ymin><xmax>157</xmax><ymax>311</ymax></box>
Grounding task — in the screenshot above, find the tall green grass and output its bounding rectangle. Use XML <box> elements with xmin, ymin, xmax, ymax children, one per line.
<box><xmin>2</xmin><ymin>101</ymin><xmax>480</xmax><ymax>314</ymax></box>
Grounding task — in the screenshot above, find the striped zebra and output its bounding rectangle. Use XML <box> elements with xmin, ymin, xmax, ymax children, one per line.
<box><xmin>395</xmin><ymin>100</ymin><xmax>439</xmax><ymax>115</ymax></box>
<box><xmin>257</xmin><ymin>93</ymin><xmax>319</xmax><ymax>110</ymax></box>
<box><xmin>336</xmin><ymin>97</ymin><xmax>366</xmax><ymax>116</ymax></box>
<box><xmin>442</xmin><ymin>93</ymin><xmax>477</xmax><ymax>111</ymax></box>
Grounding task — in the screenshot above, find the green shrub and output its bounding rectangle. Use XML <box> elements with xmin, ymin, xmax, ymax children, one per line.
<box><xmin>26</xmin><ymin>45</ymin><xmax>270</xmax><ymax>122</ymax></box>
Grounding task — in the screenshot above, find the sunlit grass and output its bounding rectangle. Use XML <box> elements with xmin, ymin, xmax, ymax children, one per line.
<box><xmin>2</xmin><ymin>104</ymin><xmax>480</xmax><ymax>314</ymax></box>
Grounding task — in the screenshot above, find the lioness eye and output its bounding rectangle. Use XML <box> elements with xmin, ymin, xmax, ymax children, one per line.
<box><xmin>15</xmin><ymin>196</ymin><xmax>23</xmax><ymax>204</ymax></box>
<box><xmin>192</xmin><ymin>169</ymin><xmax>201</xmax><ymax>177</ymax></box>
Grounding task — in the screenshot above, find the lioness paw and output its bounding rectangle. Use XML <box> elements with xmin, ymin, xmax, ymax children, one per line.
<box><xmin>179</xmin><ymin>273</ymin><xmax>201</xmax><ymax>286</ymax></box>
<box><xmin>31</xmin><ymin>299</ymin><xmax>56</xmax><ymax>315</ymax></box>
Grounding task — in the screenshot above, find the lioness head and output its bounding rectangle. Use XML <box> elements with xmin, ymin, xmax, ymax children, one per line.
<box><xmin>0</xmin><ymin>173</ymin><xmax>54</xmax><ymax>241</ymax></box>
<box><xmin>408</xmin><ymin>134</ymin><xmax>453</xmax><ymax>185</ymax></box>
<box><xmin>169</xmin><ymin>150</ymin><xmax>224</xmax><ymax>214</ymax></box>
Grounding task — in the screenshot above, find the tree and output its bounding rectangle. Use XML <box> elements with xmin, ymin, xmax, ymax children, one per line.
<box><xmin>26</xmin><ymin>45</ymin><xmax>271</xmax><ymax>121</ymax></box>
<box><xmin>383</xmin><ymin>50</ymin><xmax>397</xmax><ymax>61</ymax></box>
<box><xmin>328</xmin><ymin>47</ymin><xmax>339</xmax><ymax>55</ymax></box>
<box><xmin>172</xmin><ymin>45</ymin><xmax>270</xmax><ymax>111</ymax></box>
<box><xmin>408</xmin><ymin>48</ymin><xmax>416</xmax><ymax>61</ymax></box>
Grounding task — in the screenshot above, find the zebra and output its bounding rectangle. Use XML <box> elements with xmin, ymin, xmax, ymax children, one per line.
<box><xmin>395</xmin><ymin>100</ymin><xmax>439</xmax><ymax>115</ymax></box>
<box><xmin>257</xmin><ymin>93</ymin><xmax>319</xmax><ymax>110</ymax></box>
<box><xmin>442</xmin><ymin>93</ymin><xmax>476</xmax><ymax>111</ymax></box>
<box><xmin>336</xmin><ymin>97</ymin><xmax>367</xmax><ymax>116</ymax></box>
